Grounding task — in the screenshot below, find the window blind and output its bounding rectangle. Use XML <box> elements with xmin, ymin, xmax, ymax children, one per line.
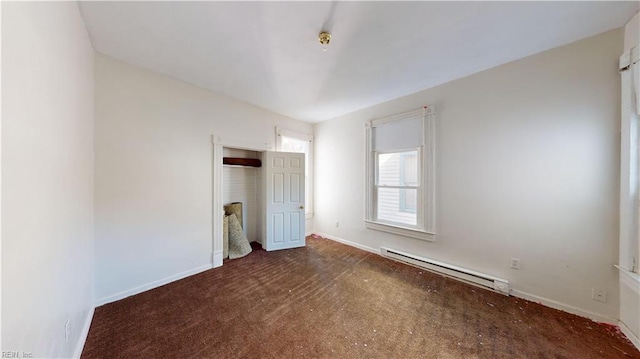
<box><xmin>372</xmin><ymin>116</ymin><xmax>423</xmax><ymax>152</ymax></box>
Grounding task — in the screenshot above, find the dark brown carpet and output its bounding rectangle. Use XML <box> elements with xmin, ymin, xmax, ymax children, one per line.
<box><xmin>82</xmin><ymin>235</ymin><xmax>640</xmax><ymax>359</ymax></box>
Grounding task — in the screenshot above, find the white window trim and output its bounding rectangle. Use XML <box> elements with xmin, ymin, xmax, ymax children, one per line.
<box><xmin>365</xmin><ymin>106</ymin><xmax>436</xmax><ymax>241</ymax></box>
<box><xmin>276</xmin><ymin>127</ymin><xmax>314</xmax><ymax>220</ymax></box>
<box><xmin>620</xmin><ymin>47</ymin><xmax>640</xmax><ymax>275</ymax></box>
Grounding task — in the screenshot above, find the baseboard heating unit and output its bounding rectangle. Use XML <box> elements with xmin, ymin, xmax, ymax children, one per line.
<box><xmin>380</xmin><ymin>247</ymin><xmax>510</xmax><ymax>295</ymax></box>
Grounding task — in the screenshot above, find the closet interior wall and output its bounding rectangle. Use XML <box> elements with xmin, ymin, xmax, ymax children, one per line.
<box><xmin>222</xmin><ymin>148</ymin><xmax>263</xmax><ymax>244</ymax></box>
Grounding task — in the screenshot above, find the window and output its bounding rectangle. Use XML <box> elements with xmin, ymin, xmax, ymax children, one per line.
<box><xmin>276</xmin><ymin>127</ymin><xmax>313</xmax><ymax>219</ymax></box>
<box><xmin>376</xmin><ymin>150</ymin><xmax>419</xmax><ymax>225</ymax></box>
<box><xmin>365</xmin><ymin>106</ymin><xmax>435</xmax><ymax>241</ymax></box>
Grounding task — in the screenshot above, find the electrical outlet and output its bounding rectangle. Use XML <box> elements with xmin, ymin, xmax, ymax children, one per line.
<box><xmin>510</xmin><ymin>258</ymin><xmax>522</xmax><ymax>270</ymax></box>
<box><xmin>335</xmin><ymin>221</ymin><xmax>339</xmax><ymax>228</ymax></box>
<box><xmin>592</xmin><ymin>288</ymin><xmax>607</xmax><ymax>303</ymax></box>
<box><xmin>64</xmin><ymin>319</ymin><xmax>71</xmax><ymax>343</ymax></box>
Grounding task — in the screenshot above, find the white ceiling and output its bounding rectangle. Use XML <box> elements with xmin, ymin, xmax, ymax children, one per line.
<box><xmin>79</xmin><ymin>1</ymin><xmax>639</xmax><ymax>122</ymax></box>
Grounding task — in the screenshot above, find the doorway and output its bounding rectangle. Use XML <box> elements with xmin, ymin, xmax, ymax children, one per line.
<box><xmin>211</xmin><ymin>134</ymin><xmax>305</xmax><ymax>268</ymax></box>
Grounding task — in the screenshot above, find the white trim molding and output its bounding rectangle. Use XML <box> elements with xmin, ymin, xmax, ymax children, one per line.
<box><xmin>620</xmin><ymin>320</ymin><xmax>640</xmax><ymax>351</ymax></box>
<box><xmin>616</xmin><ymin>264</ymin><xmax>640</xmax><ymax>350</ymax></box>
<box><xmin>211</xmin><ymin>133</ymin><xmax>275</xmax><ymax>268</ymax></box>
<box><xmin>364</xmin><ymin>220</ymin><xmax>435</xmax><ymax>242</ymax></box>
<box><xmin>213</xmin><ymin>250</ymin><xmax>224</xmax><ymax>269</ymax></box>
<box><xmin>365</xmin><ymin>106</ymin><xmax>436</xmax><ymax>240</ymax></box>
<box><xmin>618</xmin><ymin>57</ymin><xmax>640</xmax><ymax>278</ymax></box>
<box><xmin>276</xmin><ymin>127</ymin><xmax>313</xmax><ymax>143</ymax></box>
<box><xmin>72</xmin><ymin>307</ymin><xmax>95</xmax><ymax>359</ymax></box>
<box><xmin>312</xmin><ymin>232</ymin><xmax>378</xmax><ymax>255</ymax></box>
<box><xmin>317</xmin><ymin>231</ymin><xmax>616</xmax><ymax>325</ymax></box>
<box><xmin>96</xmin><ymin>264</ymin><xmax>211</xmax><ymax>306</ymax></box>
<box><xmin>212</xmin><ymin>135</ymin><xmax>224</xmax><ymax>269</ymax></box>
<box><xmin>510</xmin><ymin>289</ymin><xmax>616</xmax><ymax>325</ymax></box>
<box><xmin>619</xmin><ymin>14</ymin><xmax>640</xmax><ymax>349</ymax></box>
<box><xmin>211</xmin><ymin>134</ymin><xmax>272</xmax><ymax>151</ymax></box>
<box><xmin>619</xmin><ymin>45</ymin><xmax>639</xmax><ymax>117</ymax></box>
<box><xmin>616</xmin><ymin>264</ymin><xmax>640</xmax><ymax>294</ymax></box>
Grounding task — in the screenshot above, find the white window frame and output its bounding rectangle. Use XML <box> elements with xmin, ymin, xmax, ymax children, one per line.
<box><xmin>276</xmin><ymin>127</ymin><xmax>314</xmax><ymax>220</ymax></box>
<box><xmin>620</xmin><ymin>46</ymin><xmax>640</xmax><ymax>276</ymax></box>
<box><xmin>365</xmin><ymin>106</ymin><xmax>436</xmax><ymax>241</ymax></box>
<box><xmin>374</xmin><ymin>148</ymin><xmax>422</xmax><ymax>227</ymax></box>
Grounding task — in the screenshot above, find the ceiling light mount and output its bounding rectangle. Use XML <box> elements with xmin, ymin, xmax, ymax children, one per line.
<box><xmin>319</xmin><ymin>31</ymin><xmax>332</xmax><ymax>51</ymax></box>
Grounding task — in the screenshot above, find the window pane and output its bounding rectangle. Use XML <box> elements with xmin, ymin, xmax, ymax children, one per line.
<box><xmin>400</xmin><ymin>188</ymin><xmax>417</xmax><ymax>213</ymax></box>
<box><xmin>281</xmin><ymin>136</ymin><xmax>308</xmax><ymax>154</ymax></box>
<box><xmin>402</xmin><ymin>153</ymin><xmax>418</xmax><ymax>186</ymax></box>
<box><xmin>377</xmin><ymin>188</ymin><xmax>417</xmax><ymax>226</ymax></box>
<box><xmin>377</xmin><ymin>150</ymin><xmax>418</xmax><ymax>186</ymax></box>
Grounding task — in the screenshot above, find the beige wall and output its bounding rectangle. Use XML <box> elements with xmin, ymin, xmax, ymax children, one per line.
<box><xmin>94</xmin><ymin>54</ymin><xmax>313</xmax><ymax>304</ymax></box>
<box><xmin>2</xmin><ymin>2</ymin><xmax>95</xmax><ymax>357</ymax></box>
<box><xmin>314</xmin><ymin>29</ymin><xmax>623</xmax><ymax>322</ymax></box>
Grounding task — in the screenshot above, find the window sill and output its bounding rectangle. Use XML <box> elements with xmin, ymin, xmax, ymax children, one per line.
<box><xmin>615</xmin><ymin>265</ymin><xmax>640</xmax><ymax>284</ymax></box>
<box><xmin>365</xmin><ymin>220</ymin><xmax>435</xmax><ymax>242</ymax></box>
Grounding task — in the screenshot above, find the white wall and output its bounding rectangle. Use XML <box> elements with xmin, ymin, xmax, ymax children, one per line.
<box><xmin>2</xmin><ymin>2</ymin><xmax>94</xmax><ymax>358</ymax></box>
<box><xmin>314</xmin><ymin>29</ymin><xmax>623</xmax><ymax>322</ymax></box>
<box><xmin>94</xmin><ymin>54</ymin><xmax>312</xmax><ymax>304</ymax></box>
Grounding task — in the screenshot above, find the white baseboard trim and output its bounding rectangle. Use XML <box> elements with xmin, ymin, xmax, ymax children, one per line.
<box><xmin>620</xmin><ymin>320</ymin><xmax>640</xmax><ymax>350</ymax></box>
<box><xmin>313</xmin><ymin>232</ymin><xmax>618</xmax><ymax>326</ymax></box>
<box><xmin>72</xmin><ymin>306</ymin><xmax>95</xmax><ymax>359</ymax></box>
<box><xmin>510</xmin><ymin>289</ymin><xmax>616</xmax><ymax>324</ymax></box>
<box><xmin>213</xmin><ymin>250</ymin><xmax>223</xmax><ymax>268</ymax></box>
<box><xmin>96</xmin><ymin>264</ymin><xmax>211</xmax><ymax>306</ymax></box>
<box><xmin>312</xmin><ymin>232</ymin><xmax>379</xmax><ymax>255</ymax></box>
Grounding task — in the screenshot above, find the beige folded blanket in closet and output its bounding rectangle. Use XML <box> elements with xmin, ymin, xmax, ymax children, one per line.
<box><xmin>227</xmin><ymin>213</ymin><xmax>252</xmax><ymax>259</ymax></box>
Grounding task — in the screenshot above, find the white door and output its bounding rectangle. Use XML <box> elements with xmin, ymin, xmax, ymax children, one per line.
<box><xmin>264</xmin><ymin>151</ymin><xmax>305</xmax><ymax>251</ymax></box>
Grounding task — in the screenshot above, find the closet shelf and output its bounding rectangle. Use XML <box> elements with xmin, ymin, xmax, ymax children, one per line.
<box><xmin>223</xmin><ymin>157</ymin><xmax>262</xmax><ymax>167</ymax></box>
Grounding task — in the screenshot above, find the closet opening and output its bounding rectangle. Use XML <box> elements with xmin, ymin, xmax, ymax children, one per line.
<box><xmin>212</xmin><ymin>135</ymin><xmax>306</xmax><ymax>268</ymax></box>
<box><xmin>222</xmin><ymin>147</ymin><xmax>264</xmax><ymax>261</ymax></box>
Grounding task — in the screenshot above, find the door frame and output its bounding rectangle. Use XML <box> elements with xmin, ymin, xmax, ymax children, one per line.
<box><xmin>211</xmin><ymin>134</ymin><xmax>273</xmax><ymax>268</ymax></box>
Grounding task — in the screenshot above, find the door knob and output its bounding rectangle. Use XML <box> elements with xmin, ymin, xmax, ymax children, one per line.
<box><xmin>300</xmin><ymin>205</ymin><xmax>305</xmax><ymax>210</ymax></box>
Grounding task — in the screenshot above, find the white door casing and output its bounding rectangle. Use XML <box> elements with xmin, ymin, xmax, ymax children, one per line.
<box><xmin>264</xmin><ymin>151</ymin><xmax>306</xmax><ymax>251</ymax></box>
<box><xmin>212</xmin><ymin>134</ymin><xmax>272</xmax><ymax>268</ymax></box>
